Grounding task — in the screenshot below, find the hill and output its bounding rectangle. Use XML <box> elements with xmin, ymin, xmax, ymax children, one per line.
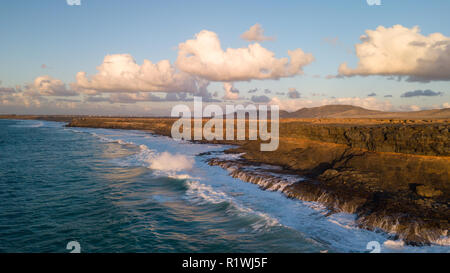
<box><xmin>279</xmin><ymin>105</ymin><xmax>450</xmax><ymax>119</ymax></box>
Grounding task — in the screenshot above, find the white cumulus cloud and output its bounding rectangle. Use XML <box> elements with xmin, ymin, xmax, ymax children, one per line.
<box><xmin>74</xmin><ymin>54</ymin><xmax>198</xmax><ymax>94</ymax></box>
<box><xmin>338</xmin><ymin>25</ymin><xmax>450</xmax><ymax>82</ymax></box>
<box><xmin>176</xmin><ymin>30</ymin><xmax>314</xmax><ymax>82</ymax></box>
<box><xmin>27</xmin><ymin>75</ymin><xmax>77</xmax><ymax>96</ymax></box>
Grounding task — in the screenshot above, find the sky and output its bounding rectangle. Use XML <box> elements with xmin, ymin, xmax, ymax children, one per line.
<box><xmin>0</xmin><ymin>0</ymin><xmax>449</xmax><ymax>115</ymax></box>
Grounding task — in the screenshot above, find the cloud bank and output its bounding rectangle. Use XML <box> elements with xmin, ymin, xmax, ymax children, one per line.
<box><xmin>251</xmin><ymin>95</ymin><xmax>271</xmax><ymax>103</ymax></box>
<box><xmin>0</xmin><ymin>76</ymin><xmax>77</xmax><ymax>109</ymax></box>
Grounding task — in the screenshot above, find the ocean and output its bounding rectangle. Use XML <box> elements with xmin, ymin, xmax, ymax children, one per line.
<box><xmin>0</xmin><ymin>119</ymin><xmax>447</xmax><ymax>253</ymax></box>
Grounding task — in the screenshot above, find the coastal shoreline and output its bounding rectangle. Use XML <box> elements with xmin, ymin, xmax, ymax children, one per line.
<box><xmin>1</xmin><ymin>115</ymin><xmax>449</xmax><ymax>246</ymax></box>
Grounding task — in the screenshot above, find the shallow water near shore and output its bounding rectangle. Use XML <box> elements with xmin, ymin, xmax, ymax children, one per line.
<box><xmin>0</xmin><ymin>119</ymin><xmax>448</xmax><ymax>253</ymax></box>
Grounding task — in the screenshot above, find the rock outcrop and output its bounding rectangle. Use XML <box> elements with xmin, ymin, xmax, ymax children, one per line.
<box><xmin>280</xmin><ymin>122</ymin><xmax>449</xmax><ymax>156</ymax></box>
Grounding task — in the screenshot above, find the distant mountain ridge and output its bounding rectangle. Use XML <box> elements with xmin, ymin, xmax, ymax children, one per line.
<box><xmin>279</xmin><ymin>105</ymin><xmax>450</xmax><ymax>119</ymax></box>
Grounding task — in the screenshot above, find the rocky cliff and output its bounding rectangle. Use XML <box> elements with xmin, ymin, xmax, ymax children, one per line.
<box><xmin>280</xmin><ymin>122</ymin><xmax>449</xmax><ymax>156</ymax></box>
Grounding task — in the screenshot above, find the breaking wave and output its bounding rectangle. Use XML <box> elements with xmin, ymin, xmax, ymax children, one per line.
<box><xmin>149</xmin><ymin>152</ymin><xmax>194</xmax><ymax>172</ymax></box>
<box><xmin>185</xmin><ymin>180</ymin><xmax>281</xmax><ymax>232</ymax></box>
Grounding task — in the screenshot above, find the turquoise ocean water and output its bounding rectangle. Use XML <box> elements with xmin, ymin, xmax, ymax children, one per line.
<box><xmin>0</xmin><ymin>119</ymin><xmax>447</xmax><ymax>253</ymax></box>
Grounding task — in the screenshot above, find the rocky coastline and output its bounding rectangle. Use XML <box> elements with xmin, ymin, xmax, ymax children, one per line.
<box><xmin>1</xmin><ymin>115</ymin><xmax>449</xmax><ymax>245</ymax></box>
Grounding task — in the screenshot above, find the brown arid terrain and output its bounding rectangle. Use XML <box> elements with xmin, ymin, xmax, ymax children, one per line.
<box><xmin>1</xmin><ymin>105</ymin><xmax>449</xmax><ymax>245</ymax></box>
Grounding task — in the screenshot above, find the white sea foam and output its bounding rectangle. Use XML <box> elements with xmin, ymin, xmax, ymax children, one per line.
<box><xmin>433</xmin><ymin>235</ymin><xmax>450</xmax><ymax>246</ymax></box>
<box><xmin>168</xmin><ymin>174</ymin><xmax>194</xmax><ymax>180</ymax></box>
<box><xmin>89</xmin><ymin>132</ymin><xmax>112</xmax><ymax>143</ymax></box>
<box><xmin>383</xmin><ymin>240</ymin><xmax>405</xmax><ymax>249</ymax></box>
<box><xmin>215</xmin><ymin>152</ymin><xmax>246</xmax><ymax>160</ymax></box>
<box><xmin>29</xmin><ymin>121</ymin><xmax>44</xmax><ymax>128</ymax></box>
<box><xmin>116</xmin><ymin>139</ymin><xmax>134</xmax><ymax>145</ymax></box>
<box><xmin>122</xmin><ymin>144</ymin><xmax>196</xmax><ymax>175</ymax></box>
<box><xmin>327</xmin><ymin>213</ymin><xmax>358</xmax><ymax>230</ymax></box>
<box><xmin>185</xmin><ymin>181</ymin><xmax>230</xmax><ymax>205</ymax></box>
<box><xmin>185</xmin><ymin>180</ymin><xmax>281</xmax><ymax>231</ymax></box>
<box><xmin>149</xmin><ymin>152</ymin><xmax>194</xmax><ymax>172</ymax></box>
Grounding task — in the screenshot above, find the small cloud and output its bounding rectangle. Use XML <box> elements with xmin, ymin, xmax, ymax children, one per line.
<box><xmin>288</xmin><ymin>88</ymin><xmax>301</xmax><ymax>99</ymax></box>
<box><xmin>366</xmin><ymin>0</ymin><xmax>381</xmax><ymax>6</ymax></box>
<box><xmin>400</xmin><ymin>89</ymin><xmax>443</xmax><ymax>98</ymax></box>
<box><xmin>84</xmin><ymin>96</ymin><xmax>110</xmax><ymax>103</ymax></box>
<box><xmin>323</xmin><ymin>36</ymin><xmax>340</xmax><ymax>47</ymax></box>
<box><xmin>223</xmin><ymin>82</ymin><xmax>240</xmax><ymax>100</ymax></box>
<box><xmin>384</xmin><ymin>94</ymin><xmax>393</xmax><ymax>98</ymax></box>
<box><xmin>41</xmin><ymin>64</ymin><xmax>48</xmax><ymax>69</ymax></box>
<box><xmin>264</xmin><ymin>89</ymin><xmax>271</xmax><ymax>94</ymax></box>
<box><xmin>240</xmin><ymin>23</ymin><xmax>275</xmax><ymax>42</ymax></box>
<box><xmin>248</xmin><ymin>88</ymin><xmax>258</xmax><ymax>93</ymax></box>
<box><xmin>367</xmin><ymin>92</ymin><xmax>377</xmax><ymax>97</ymax></box>
<box><xmin>0</xmin><ymin>86</ymin><xmax>17</xmax><ymax>94</ymax></box>
<box><xmin>164</xmin><ymin>92</ymin><xmax>186</xmax><ymax>101</ymax></box>
<box><xmin>55</xmin><ymin>98</ymin><xmax>80</xmax><ymax>103</ymax></box>
<box><xmin>250</xmin><ymin>95</ymin><xmax>271</xmax><ymax>103</ymax></box>
<box><xmin>67</xmin><ymin>0</ymin><xmax>81</xmax><ymax>6</ymax></box>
